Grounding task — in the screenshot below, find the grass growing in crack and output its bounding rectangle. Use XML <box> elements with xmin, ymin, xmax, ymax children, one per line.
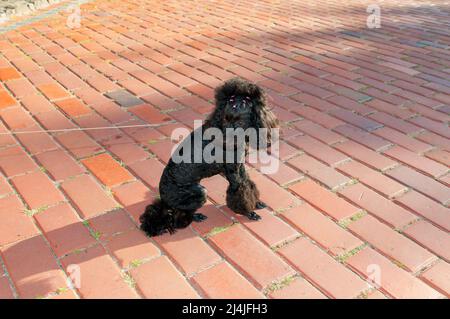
<box><xmin>265</xmin><ymin>275</ymin><xmax>298</xmax><ymax>293</ymax></box>
<box><xmin>24</xmin><ymin>205</ymin><xmax>49</xmax><ymax>217</ymax></box>
<box><xmin>55</xmin><ymin>287</ymin><xmax>68</xmax><ymax>295</ymax></box>
<box><xmin>90</xmin><ymin>230</ymin><xmax>101</xmax><ymax>240</ymax></box>
<box><xmin>336</xmin><ymin>243</ymin><xmax>367</xmax><ymax>263</ymax></box>
<box><xmin>147</xmin><ymin>139</ymin><xmax>158</xmax><ymax>145</ymax></box>
<box><xmin>206</xmin><ymin>224</ymin><xmax>233</xmax><ymax>237</ymax></box>
<box><xmin>122</xmin><ymin>272</ymin><xmax>136</xmax><ymax>289</ymax></box>
<box><xmin>129</xmin><ymin>259</ymin><xmax>143</xmax><ymax>269</ymax></box>
<box><xmin>338</xmin><ymin>210</ymin><xmax>367</xmax><ymax>229</ymax></box>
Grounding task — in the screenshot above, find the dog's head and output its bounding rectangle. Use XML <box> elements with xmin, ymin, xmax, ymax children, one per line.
<box><xmin>208</xmin><ymin>77</ymin><xmax>278</xmax><ymax>149</ymax></box>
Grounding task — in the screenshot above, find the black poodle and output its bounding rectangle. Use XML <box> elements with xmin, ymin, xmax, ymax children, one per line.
<box><xmin>139</xmin><ymin>77</ymin><xmax>278</xmax><ymax>237</ymax></box>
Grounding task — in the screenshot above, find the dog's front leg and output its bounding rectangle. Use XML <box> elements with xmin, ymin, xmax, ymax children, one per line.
<box><xmin>224</xmin><ymin>164</ymin><xmax>262</xmax><ymax>220</ymax></box>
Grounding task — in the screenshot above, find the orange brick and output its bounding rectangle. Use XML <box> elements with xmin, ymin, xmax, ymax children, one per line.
<box><xmin>0</xmin><ymin>276</ymin><xmax>14</xmax><ymax>299</ymax></box>
<box><xmin>112</xmin><ymin>181</ymin><xmax>154</xmax><ymax>222</ymax></box>
<box><xmin>82</xmin><ymin>153</ymin><xmax>134</xmax><ymax>187</ymax></box>
<box><xmin>0</xmin><ymin>67</ymin><xmax>21</xmax><ymax>81</ymax></box>
<box><xmin>289</xmin><ymin>179</ymin><xmax>360</xmax><ymax>221</ymax></box>
<box><xmin>208</xmin><ymin>225</ymin><xmax>294</xmax><ymax>289</ymax></box>
<box><xmin>289</xmin><ymin>135</ymin><xmax>349</xmax><ymax>166</ymax></box>
<box><xmin>128</xmin><ymin>158</ymin><xmax>165</xmax><ymax>191</ymax></box>
<box><xmin>38</xmin><ymin>83</ymin><xmax>70</xmax><ymax>100</ymax></box>
<box><xmin>55</xmin><ymin>98</ymin><xmax>92</xmax><ymax>117</ymax></box>
<box><xmin>129</xmin><ymin>104</ymin><xmax>172</xmax><ymax>124</ymax></box>
<box><xmin>278</xmin><ymin>237</ymin><xmax>367</xmax><ymax>298</ymax></box>
<box><xmin>0</xmin><ymin>90</ymin><xmax>17</xmax><ymax>109</ymax></box>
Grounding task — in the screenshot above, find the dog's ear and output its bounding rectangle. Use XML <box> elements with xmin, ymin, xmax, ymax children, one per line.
<box><xmin>251</xmin><ymin>86</ymin><xmax>278</xmax><ymax>149</ymax></box>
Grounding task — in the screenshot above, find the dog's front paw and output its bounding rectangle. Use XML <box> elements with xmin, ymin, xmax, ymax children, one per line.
<box><xmin>255</xmin><ymin>201</ymin><xmax>267</xmax><ymax>210</ymax></box>
<box><xmin>247</xmin><ymin>211</ymin><xmax>261</xmax><ymax>221</ymax></box>
<box><xmin>193</xmin><ymin>213</ymin><xmax>208</xmax><ymax>222</ymax></box>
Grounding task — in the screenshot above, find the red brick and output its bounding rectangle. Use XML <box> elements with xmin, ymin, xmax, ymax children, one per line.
<box><xmin>106</xmin><ymin>229</ymin><xmax>160</xmax><ymax>268</ymax></box>
<box><xmin>56</xmin><ymin>131</ymin><xmax>103</xmax><ymax>159</ymax></box>
<box><xmin>0</xmin><ymin>90</ymin><xmax>17</xmax><ymax>109</ymax></box>
<box><xmin>337</xmin><ymin>161</ymin><xmax>407</xmax><ymax>198</ymax></box>
<box><xmin>416</xmin><ymin>131</ymin><xmax>450</xmax><ymax>151</ymax></box>
<box><xmin>191</xmin><ymin>203</ymin><xmax>233</xmax><ymax>236</ymax></box>
<box><xmin>288</xmin><ymin>154</ymin><xmax>350</xmax><ymax>190</ymax></box>
<box><xmin>395</xmin><ymin>190</ymin><xmax>450</xmax><ymax>231</ymax></box>
<box><xmin>2</xmin><ymin>235</ymin><xmax>68</xmax><ymax>298</ymax></box>
<box><xmin>333</xmin><ymin>124</ymin><xmax>392</xmax><ymax>151</ymax></box>
<box><xmin>129</xmin><ymin>104</ymin><xmax>172</xmax><ymax>124</ymax></box>
<box><xmin>192</xmin><ymin>262</ymin><xmax>263</xmax><ymax>298</ymax></box>
<box><xmin>75</xmin><ymin>113</ymin><xmax>119</xmax><ymax>142</ymax></box>
<box><xmin>61</xmin><ymin>175</ymin><xmax>118</xmax><ymax>218</ymax></box>
<box><xmin>200</xmin><ymin>175</ymin><xmax>228</xmax><ymax>205</ymax></box>
<box><xmin>252</xmin><ymin>157</ymin><xmax>303</xmax><ymax>186</ymax></box>
<box><xmin>348</xmin><ymin>215</ymin><xmax>436</xmax><ymax>273</ymax></box>
<box><xmin>424</xmin><ymin>149</ymin><xmax>450</xmax><ymax>166</ymax></box>
<box><xmin>373</xmin><ymin>127</ymin><xmax>432</xmax><ymax>153</ymax></box>
<box><xmin>293</xmin><ymin>105</ymin><xmax>345</xmax><ymax>129</ymax></box>
<box><xmin>408</xmin><ymin>116</ymin><xmax>450</xmax><ymax>139</ymax></box>
<box><xmin>338</xmin><ymin>183</ymin><xmax>417</xmax><ymax>229</ymax></box>
<box><xmin>0</xmin><ymin>106</ymin><xmax>35</xmax><ymax>130</ymax></box>
<box><xmin>0</xmin><ymin>175</ymin><xmax>13</xmax><ymax>196</ymax></box>
<box><xmin>131</xmin><ymin>256</ymin><xmax>199</xmax><ymax>298</ymax></box>
<box><xmin>82</xmin><ymin>153</ymin><xmax>134</xmax><ymax>187</ymax></box>
<box><xmin>0</xmin><ymin>195</ymin><xmax>38</xmax><ymax>246</ymax></box>
<box><xmin>11</xmin><ymin>171</ymin><xmax>65</xmax><ymax>209</ymax></box>
<box><xmin>61</xmin><ymin>245</ymin><xmax>138</xmax><ymax>298</ymax></box>
<box><xmin>55</xmin><ymin>98</ymin><xmax>92</xmax><ymax>117</ymax></box>
<box><xmin>386</xmin><ymin>165</ymin><xmax>449</xmax><ymax>205</ymax></box>
<box><xmin>87</xmin><ymin>209</ymin><xmax>136</xmax><ymax>240</ymax></box>
<box><xmin>35</xmin><ymin>149</ymin><xmax>85</xmax><ymax>180</ymax></box>
<box><xmin>328</xmin><ymin>108</ymin><xmax>382</xmax><ymax>131</ymax></box>
<box><xmin>289</xmin><ymin>135</ymin><xmax>349</xmax><ymax>166</ymax></box>
<box><xmin>294</xmin><ymin>120</ymin><xmax>345</xmax><ymax>145</ymax></box>
<box><xmin>269</xmin><ymin>276</ymin><xmax>327</xmax><ymax>299</ymax></box>
<box><xmin>146</xmin><ymin>139</ymin><xmax>176</xmax><ymax>164</ymax></box>
<box><xmin>0</xmin><ymin>146</ymin><xmax>38</xmax><ymax>177</ymax></box>
<box><xmin>230</xmin><ymin>207</ymin><xmax>299</xmax><ymax>248</ymax></box>
<box><xmin>281</xmin><ymin>203</ymin><xmax>363</xmax><ymax>256</ymax></box>
<box><xmin>103</xmin><ymin>134</ymin><xmax>150</xmax><ymax>165</ymax></box>
<box><xmin>365</xmin><ymin>99</ymin><xmax>413</xmax><ymax>119</ymax></box>
<box><xmin>35</xmin><ymin>110</ymin><xmax>76</xmax><ymax>130</ymax></box>
<box><xmin>369</xmin><ymin>112</ymin><xmax>422</xmax><ymax>135</ymax></box>
<box><xmin>347</xmin><ymin>247</ymin><xmax>443</xmax><ymax>299</ymax></box>
<box><xmin>383</xmin><ymin>146</ymin><xmax>448</xmax><ymax>178</ymax></box>
<box><xmin>128</xmin><ymin>158</ymin><xmax>165</xmax><ymax>191</ymax></box>
<box><xmin>403</xmin><ymin>221</ymin><xmax>450</xmax><ymax>261</ymax></box>
<box><xmin>289</xmin><ymin>179</ymin><xmax>360</xmax><ymax>221</ymax></box>
<box><xmin>278</xmin><ymin>237</ymin><xmax>367</xmax><ymax>298</ymax></box>
<box><xmin>16</xmin><ymin>128</ymin><xmax>58</xmax><ymax>155</ymax></box>
<box><xmin>112</xmin><ymin>181</ymin><xmax>154</xmax><ymax>222</ymax></box>
<box><xmin>208</xmin><ymin>225</ymin><xmax>294</xmax><ymax>289</ymax></box>
<box><xmin>154</xmin><ymin>228</ymin><xmax>221</xmax><ymax>276</ymax></box>
<box><xmin>335</xmin><ymin>140</ymin><xmax>398</xmax><ymax>171</ymax></box>
<box><xmin>38</xmin><ymin>83</ymin><xmax>70</xmax><ymax>100</ymax></box>
<box><xmin>35</xmin><ymin>203</ymin><xmax>95</xmax><ymax>257</ymax></box>
<box><xmin>0</xmin><ymin>276</ymin><xmax>14</xmax><ymax>299</ymax></box>
<box><xmin>247</xmin><ymin>170</ymin><xmax>299</xmax><ymax>211</ymax></box>
<box><xmin>420</xmin><ymin>261</ymin><xmax>450</xmax><ymax>297</ymax></box>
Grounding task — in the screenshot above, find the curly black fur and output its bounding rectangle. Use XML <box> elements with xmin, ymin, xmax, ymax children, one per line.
<box><xmin>139</xmin><ymin>78</ymin><xmax>278</xmax><ymax>237</ymax></box>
